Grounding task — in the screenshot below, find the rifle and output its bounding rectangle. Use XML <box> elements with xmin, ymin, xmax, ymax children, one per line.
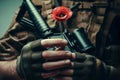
<box><xmin>16</xmin><ymin>0</ymin><xmax>95</xmax><ymax>53</ymax></box>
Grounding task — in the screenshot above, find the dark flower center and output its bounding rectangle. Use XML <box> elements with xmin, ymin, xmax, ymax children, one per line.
<box><xmin>58</xmin><ymin>13</ymin><xmax>66</xmax><ymax>17</ymax></box>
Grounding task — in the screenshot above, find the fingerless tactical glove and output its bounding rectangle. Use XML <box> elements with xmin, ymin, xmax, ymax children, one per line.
<box><xmin>72</xmin><ymin>52</ymin><xmax>115</xmax><ymax>80</ymax></box>
<box><xmin>16</xmin><ymin>39</ymin><xmax>48</xmax><ymax>80</ymax></box>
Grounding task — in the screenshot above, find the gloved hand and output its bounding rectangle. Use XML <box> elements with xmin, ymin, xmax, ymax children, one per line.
<box><xmin>55</xmin><ymin>53</ymin><xmax>114</xmax><ymax>80</ymax></box>
<box><xmin>16</xmin><ymin>39</ymin><xmax>73</xmax><ymax>80</ymax></box>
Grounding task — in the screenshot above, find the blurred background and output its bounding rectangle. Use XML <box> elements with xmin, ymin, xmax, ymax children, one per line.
<box><xmin>0</xmin><ymin>0</ymin><xmax>22</xmax><ymax>38</ymax></box>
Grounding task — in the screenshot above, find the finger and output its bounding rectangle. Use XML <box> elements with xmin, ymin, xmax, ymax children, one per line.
<box><xmin>71</xmin><ymin>62</ymin><xmax>89</xmax><ymax>75</ymax></box>
<box><xmin>41</xmin><ymin>39</ymin><xmax>67</xmax><ymax>48</ymax></box>
<box><xmin>55</xmin><ymin>76</ymin><xmax>72</xmax><ymax>80</ymax></box>
<box><xmin>43</xmin><ymin>59</ymin><xmax>71</xmax><ymax>70</ymax></box>
<box><xmin>71</xmin><ymin>62</ymin><xmax>88</xmax><ymax>76</ymax></box>
<box><xmin>58</xmin><ymin>68</ymin><xmax>87</xmax><ymax>76</ymax></box>
<box><xmin>41</xmin><ymin>70</ymin><xmax>60</xmax><ymax>79</ymax></box>
<box><xmin>59</xmin><ymin>69</ymin><xmax>73</xmax><ymax>76</ymax></box>
<box><xmin>72</xmin><ymin>62</ymin><xmax>85</xmax><ymax>69</ymax></box>
<box><xmin>55</xmin><ymin>76</ymin><xmax>87</xmax><ymax>80</ymax></box>
<box><xmin>73</xmin><ymin>52</ymin><xmax>86</xmax><ymax>62</ymax></box>
<box><xmin>31</xmin><ymin>51</ymin><xmax>43</xmax><ymax>63</ymax></box>
<box><xmin>28</xmin><ymin>39</ymin><xmax>67</xmax><ymax>51</ymax></box>
<box><xmin>28</xmin><ymin>39</ymin><xmax>46</xmax><ymax>51</ymax></box>
<box><xmin>32</xmin><ymin>51</ymin><xmax>72</xmax><ymax>62</ymax></box>
<box><xmin>42</xmin><ymin>51</ymin><xmax>72</xmax><ymax>60</ymax></box>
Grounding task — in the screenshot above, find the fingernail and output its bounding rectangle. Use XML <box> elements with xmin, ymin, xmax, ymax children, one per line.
<box><xmin>62</xmin><ymin>39</ymin><xmax>67</xmax><ymax>43</ymax></box>
<box><xmin>64</xmin><ymin>59</ymin><xmax>71</xmax><ymax>64</ymax></box>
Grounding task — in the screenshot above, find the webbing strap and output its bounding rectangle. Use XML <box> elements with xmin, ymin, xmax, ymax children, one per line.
<box><xmin>96</xmin><ymin>4</ymin><xmax>116</xmax><ymax>59</ymax></box>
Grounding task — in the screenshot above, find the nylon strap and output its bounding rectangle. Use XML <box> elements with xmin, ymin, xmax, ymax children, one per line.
<box><xmin>96</xmin><ymin>1</ymin><xmax>117</xmax><ymax>59</ymax></box>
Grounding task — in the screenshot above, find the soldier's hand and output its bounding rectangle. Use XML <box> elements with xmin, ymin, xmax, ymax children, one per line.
<box><xmin>16</xmin><ymin>39</ymin><xmax>73</xmax><ymax>80</ymax></box>
<box><xmin>55</xmin><ymin>53</ymin><xmax>112</xmax><ymax>80</ymax></box>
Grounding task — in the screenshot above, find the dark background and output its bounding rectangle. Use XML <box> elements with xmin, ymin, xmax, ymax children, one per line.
<box><xmin>0</xmin><ymin>0</ymin><xmax>22</xmax><ymax>37</ymax></box>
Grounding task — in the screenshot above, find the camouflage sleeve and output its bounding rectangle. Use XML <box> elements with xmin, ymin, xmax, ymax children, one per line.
<box><xmin>0</xmin><ymin>20</ymin><xmax>36</xmax><ymax>61</ymax></box>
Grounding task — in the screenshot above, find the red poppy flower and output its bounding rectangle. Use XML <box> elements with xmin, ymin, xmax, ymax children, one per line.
<box><xmin>51</xmin><ymin>6</ymin><xmax>73</xmax><ymax>21</ymax></box>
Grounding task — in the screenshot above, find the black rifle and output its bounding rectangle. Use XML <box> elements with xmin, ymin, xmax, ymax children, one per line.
<box><xmin>16</xmin><ymin>0</ymin><xmax>94</xmax><ymax>53</ymax></box>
